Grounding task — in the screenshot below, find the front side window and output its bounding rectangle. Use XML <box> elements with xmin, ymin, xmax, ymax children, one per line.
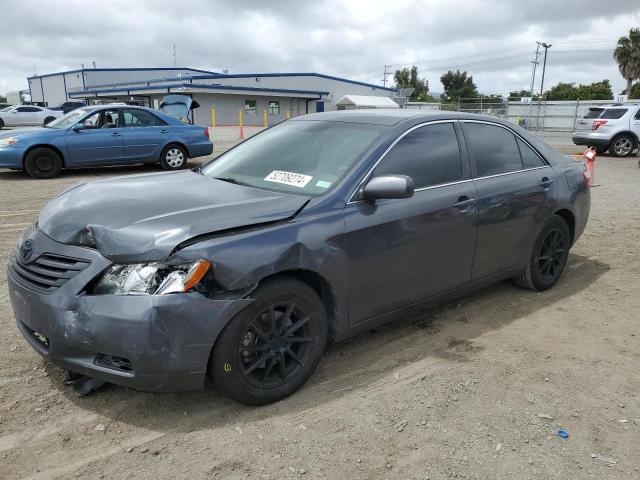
<box><xmin>201</xmin><ymin>120</ymin><xmax>387</xmax><ymax>196</ymax></box>
<box><xmin>122</xmin><ymin>109</ymin><xmax>166</xmax><ymax>127</ymax></box>
<box><xmin>373</xmin><ymin>123</ymin><xmax>463</xmax><ymax>189</ymax></box>
<box><xmin>268</xmin><ymin>100</ymin><xmax>280</xmax><ymax>115</ymax></box>
<box><xmin>80</xmin><ymin>109</ymin><xmax>120</xmax><ymax>129</ymax></box>
<box><xmin>463</xmin><ymin>123</ymin><xmax>522</xmax><ymax>177</ymax></box>
<box><xmin>244</xmin><ymin>100</ymin><xmax>257</xmax><ymax>115</ymax></box>
<box><xmin>17</xmin><ymin>107</ymin><xmax>39</xmax><ymax>112</ymax></box>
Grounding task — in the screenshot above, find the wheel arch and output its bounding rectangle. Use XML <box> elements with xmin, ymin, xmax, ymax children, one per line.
<box><xmin>553</xmin><ymin>208</ymin><xmax>575</xmax><ymax>244</ymax></box>
<box><xmin>610</xmin><ymin>130</ymin><xmax>639</xmax><ymax>146</ymax></box>
<box><xmin>255</xmin><ymin>269</ymin><xmax>338</xmax><ymax>342</ymax></box>
<box><xmin>23</xmin><ymin>144</ymin><xmax>66</xmax><ymax>168</ymax></box>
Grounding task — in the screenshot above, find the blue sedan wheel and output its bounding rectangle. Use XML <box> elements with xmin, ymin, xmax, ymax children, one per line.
<box><xmin>160</xmin><ymin>144</ymin><xmax>187</xmax><ymax>170</ymax></box>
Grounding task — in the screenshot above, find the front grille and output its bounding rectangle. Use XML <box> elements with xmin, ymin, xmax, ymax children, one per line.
<box><xmin>9</xmin><ymin>253</ymin><xmax>90</xmax><ymax>294</ymax></box>
<box><xmin>95</xmin><ymin>354</ymin><xmax>133</xmax><ymax>373</ymax></box>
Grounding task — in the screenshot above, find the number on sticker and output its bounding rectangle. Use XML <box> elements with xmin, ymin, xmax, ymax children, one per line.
<box><xmin>264</xmin><ymin>170</ymin><xmax>312</xmax><ymax>188</ymax></box>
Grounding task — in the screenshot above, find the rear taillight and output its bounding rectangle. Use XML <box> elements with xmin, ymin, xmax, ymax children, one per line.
<box><xmin>204</xmin><ymin>127</ymin><xmax>210</xmax><ymax>139</ymax></box>
<box><xmin>592</xmin><ymin>120</ymin><xmax>607</xmax><ymax>130</ymax></box>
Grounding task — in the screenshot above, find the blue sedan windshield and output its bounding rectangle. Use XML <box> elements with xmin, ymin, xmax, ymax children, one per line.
<box><xmin>46</xmin><ymin>109</ymin><xmax>90</xmax><ymax>129</ymax></box>
<box><xmin>201</xmin><ymin>120</ymin><xmax>387</xmax><ymax>196</ymax></box>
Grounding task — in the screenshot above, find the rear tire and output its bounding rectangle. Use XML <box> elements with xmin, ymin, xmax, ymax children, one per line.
<box><xmin>43</xmin><ymin>116</ymin><xmax>55</xmax><ymax>126</ymax></box>
<box><xmin>210</xmin><ymin>277</ymin><xmax>327</xmax><ymax>405</ymax></box>
<box><xmin>0</xmin><ymin>118</ymin><xmax>4</xmax><ymax>129</ymax></box>
<box><xmin>514</xmin><ymin>215</ymin><xmax>570</xmax><ymax>292</ymax></box>
<box><xmin>609</xmin><ymin>134</ymin><xmax>636</xmax><ymax>157</ymax></box>
<box><xmin>590</xmin><ymin>145</ymin><xmax>607</xmax><ymax>155</ymax></box>
<box><xmin>24</xmin><ymin>148</ymin><xmax>63</xmax><ymax>179</ymax></box>
<box><xmin>160</xmin><ymin>144</ymin><xmax>188</xmax><ymax>170</ymax></box>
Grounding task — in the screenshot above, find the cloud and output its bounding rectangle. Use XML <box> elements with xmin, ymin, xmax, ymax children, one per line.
<box><xmin>0</xmin><ymin>0</ymin><xmax>638</xmax><ymax>97</ymax></box>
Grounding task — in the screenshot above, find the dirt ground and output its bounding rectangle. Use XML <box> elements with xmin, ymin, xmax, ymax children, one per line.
<box><xmin>0</xmin><ymin>144</ymin><xmax>639</xmax><ymax>479</ymax></box>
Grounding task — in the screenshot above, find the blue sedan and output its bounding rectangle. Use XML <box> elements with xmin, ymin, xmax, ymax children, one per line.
<box><xmin>0</xmin><ymin>104</ymin><xmax>213</xmax><ymax>178</ymax></box>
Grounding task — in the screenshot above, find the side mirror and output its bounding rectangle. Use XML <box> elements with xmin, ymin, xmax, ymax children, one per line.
<box><xmin>362</xmin><ymin>175</ymin><xmax>414</xmax><ymax>201</ymax></box>
<box><xmin>72</xmin><ymin>123</ymin><xmax>86</xmax><ymax>131</ymax></box>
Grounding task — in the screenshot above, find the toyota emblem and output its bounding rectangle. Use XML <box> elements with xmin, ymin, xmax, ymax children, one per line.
<box><xmin>21</xmin><ymin>239</ymin><xmax>34</xmax><ymax>261</ymax></box>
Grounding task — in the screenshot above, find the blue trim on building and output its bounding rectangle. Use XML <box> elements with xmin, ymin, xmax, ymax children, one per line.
<box><xmin>28</xmin><ymin>67</ymin><xmax>218</xmax><ymax>80</ymax></box>
<box><xmin>67</xmin><ymin>82</ymin><xmax>329</xmax><ymax>98</ymax></box>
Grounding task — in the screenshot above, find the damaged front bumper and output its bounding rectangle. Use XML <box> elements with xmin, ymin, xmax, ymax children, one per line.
<box><xmin>7</xmin><ymin>226</ymin><xmax>252</xmax><ymax>393</ymax></box>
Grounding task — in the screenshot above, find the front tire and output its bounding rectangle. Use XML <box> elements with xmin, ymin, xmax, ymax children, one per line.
<box><xmin>43</xmin><ymin>116</ymin><xmax>56</xmax><ymax>126</ymax></box>
<box><xmin>160</xmin><ymin>144</ymin><xmax>188</xmax><ymax>170</ymax></box>
<box><xmin>0</xmin><ymin>118</ymin><xmax>4</xmax><ymax>129</ymax></box>
<box><xmin>210</xmin><ymin>277</ymin><xmax>328</xmax><ymax>405</ymax></box>
<box><xmin>24</xmin><ymin>148</ymin><xmax>63</xmax><ymax>179</ymax></box>
<box><xmin>514</xmin><ymin>215</ymin><xmax>571</xmax><ymax>291</ymax></box>
<box><xmin>609</xmin><ymin>134</ymin><xmax>636</xmax><ymax>157</ymax></box>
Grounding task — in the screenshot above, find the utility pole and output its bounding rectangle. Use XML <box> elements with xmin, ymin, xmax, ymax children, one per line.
<box><xmin>539</xmin><ymin>43</ymin><xmax>552</xmax><ymax>96</ymax></box>
<box><xmin>529</xmin><ymin>42</ymin><xmax>541</xmax><ymax>98</ymax></box>
<box><xmin>382</xmin><ymin>65</ymin><xmax>392</xmax><ymax>87</ymax></box>
<box><xmin>173</xmin><ymin>44</ymin><xmax>177</xmax><ymax>67</ymax></box>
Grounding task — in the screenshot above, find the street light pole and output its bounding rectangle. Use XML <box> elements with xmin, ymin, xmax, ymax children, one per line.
<box><xmin>539</xmin><ymin>43</ymin><xmax>552</xmax><ymax>97</ymax></box>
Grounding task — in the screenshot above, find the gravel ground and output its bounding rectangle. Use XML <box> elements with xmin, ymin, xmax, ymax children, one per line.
<box><xmin>0</xmin><ymin>144</ymin><xmax>638</xmax><ymax>479</ymax></box>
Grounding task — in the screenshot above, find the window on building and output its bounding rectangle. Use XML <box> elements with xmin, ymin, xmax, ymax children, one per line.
<box><xmin>462</xmin><ymin>122</ymin><xmax>523</xmax><ymax>177</ymax></box>
<box><xmin>122</xmin><ymin>109</ymin><xmax>166</xmax><ymax>127</ymax></box>
<box><xmin>373</xmin><ymin>123</ymin><xmax>463</xmax><ymax>189</ymax></box>
<box><xmin>244</xmin><ymin>100</ymin><xmax>257</xmax><ymax>115</ymax></box>
<box><xmin>516</xmin><ymin>138</ymin><xmax>546</xmax><ymax>169</ymax></box>
<box><xmin>268</xmin><ymin>100</ymin><xmax>280</xmax><ymax>115</ymax></box>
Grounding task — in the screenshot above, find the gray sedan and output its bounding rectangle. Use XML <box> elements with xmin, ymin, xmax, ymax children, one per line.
<box><xmin>8</xmin><ymin>110</ymin><xmax>590</xmax><ymax>405</ymax></box>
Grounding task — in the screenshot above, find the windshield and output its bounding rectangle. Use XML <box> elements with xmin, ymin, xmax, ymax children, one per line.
<box><xmin>0</xmin><ymin>106</ymin><xmax>13</xmax><ymax>112</ymax></box>
<box><xmin>46</xmin><ymin>109</ymin><xmax>90</xmax><ymax>129</ymax></box>
<box><xmin>201</xmin><ymin>120</ymin><xmax>388</xmax><ymax>196</ymax></box>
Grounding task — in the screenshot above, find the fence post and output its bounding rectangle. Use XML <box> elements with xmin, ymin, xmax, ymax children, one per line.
<box><xmin>573</xmin><ymin>99</ymin><xmax>580</xmax><ymax>131</ymax></box>
<box><xmin>263</xmin><ymin>109</ymin><xmax>267</xmax><ymax>128</ymax></box>
<box><xmin>211</xmin><ymin>107</ymin><xmax>216</xmax><ymax>128</ymax></box>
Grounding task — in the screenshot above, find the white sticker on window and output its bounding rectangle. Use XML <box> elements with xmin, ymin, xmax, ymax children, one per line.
<box><xmin>264</xmin><ymin>170</ymin><xmax>312</xmax><ymax>188</ymax></box>
<box><xmin>315</xmin><ymin>180</ymin><xmax>331</xmax><ymax>189</ymax></box>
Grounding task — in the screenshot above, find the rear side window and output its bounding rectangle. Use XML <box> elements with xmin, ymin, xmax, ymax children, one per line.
<box><xmin>601</xmin><ymin>108</ymin><xmax>628</xmax><ymax>119</ymax></box>
<box><xmin>463</xmin><ymin>123</ymin><xmax>522</xmax><ymax>177</ymax></box>
<box><xmin>122</xmin><ymin>109</ymin><xmax>166</xmax><ymax>127</ymax></box>
<box><xmin>373</xmin><ymin>123</ymin><xmax>463</xmax><ymax>189</ymax></box>
<box><xmin>517</xmin><ymin>138</ymin><xmax>545</xmax><ymax>168</ymax></box>
<box><xmin>636</xmin><ymin>108</ymin><xmax>640</xmax><ymax>120</ymax></box>
<box><xmin>583</xmin><ymin>108</ymin><xmax>603</xmax><ymax>119</ymax></box>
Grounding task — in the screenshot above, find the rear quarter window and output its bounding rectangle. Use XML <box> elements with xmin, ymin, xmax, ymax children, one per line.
<box><xmin>583</xmin><ymin>108</ymin><xmax>603</xmax><ymax>119</ymax></box>
<box><xmin>600</xmin><ymin>109</ymin><xmax>628</xmax><ymax>119</ymax></box>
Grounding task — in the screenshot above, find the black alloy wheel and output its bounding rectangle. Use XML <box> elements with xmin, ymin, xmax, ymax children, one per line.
<box><xmin>211</xmin><ymin>277</ymin><xmax>327</xmax><ymax>405</ymax></box>
<box><xmin>24</xmin><ymin>147</ymin><xmax>63</xmax><ymax>179</ymax></box>
<box><xmin>514</xmin><ymin>215</ymin><xmax>570</xmax><ymax>291</ymax></box>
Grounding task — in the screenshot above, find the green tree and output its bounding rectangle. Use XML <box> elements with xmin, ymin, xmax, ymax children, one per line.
<box><xmin>576</xmin><ymin>80</ymin><xmax>613</xmax><ymax>100</ymax></box>
<box><xmin>630</xmin><ymin>81</ymin><xmax>640</xmax><ymax>99</ymax></box>
<box><xmin>440</xmin><ymin>70</ymin><xmax>478</xmax><ymax>102</ymax></box>
<box><xmin>393</xmin><ymin>66</ymin><xmax>432</xmax><ymax>101</ymax></box>
<box><xmin>613</xmin><ymin>28</ymin><xmax>640</xmax><ymax>95</ymax></box>
<box><xmin>545</xmin><ymin>82</ymin><xmax>579</xmax><ymax>101</ymax></box>
<box><xmin>508</xmin><ymin>89</ymin><xmax>540</xmax><ymax>100</ymax></box>
<box><xmin>0</xmin><ymin>95</ymin><xmax>6</xmax><ymax>103</ymax></box>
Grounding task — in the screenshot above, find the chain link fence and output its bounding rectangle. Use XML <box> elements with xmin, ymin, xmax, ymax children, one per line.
<box><xmin>405</xmin><ymin>98</ymin><xmax>640</xmax><ymax>132</ymax></box>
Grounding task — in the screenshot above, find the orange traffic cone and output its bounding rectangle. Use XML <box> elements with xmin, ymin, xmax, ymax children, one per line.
<box><xmin>583</xmin><ymin>147</ymin><xmax>596</xmax><ymax>186</ymax></box>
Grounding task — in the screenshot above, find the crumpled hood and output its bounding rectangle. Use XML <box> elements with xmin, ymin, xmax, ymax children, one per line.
<box><xmin>37</xmin><ymin>170</ymin><xmax>309</xmax><ymax>262</ymax></box>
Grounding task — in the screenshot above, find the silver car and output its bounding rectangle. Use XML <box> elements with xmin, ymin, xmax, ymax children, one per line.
<box><xmin>572</xmin><ymin>104</ymin><xmax>640</xmax><ymax>157</ymax></box>
<box><xmin>0</xmin><ymin>105</ymin><xmax>63</xmax><ymax>129</ymax></box>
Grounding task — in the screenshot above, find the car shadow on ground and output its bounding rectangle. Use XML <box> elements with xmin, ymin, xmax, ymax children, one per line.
<box><xmin>40</xmin><ymin>253</ymin><xmax>608</xmax><ymax>433</ymax></box>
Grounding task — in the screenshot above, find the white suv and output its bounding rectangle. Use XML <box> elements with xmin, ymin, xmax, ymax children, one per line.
<box><xmin>572</xmin><ymin>104</ymin><xmax>640</xmax><ymax>157</ymax></box>
<box><xmin>0</xmin><ymin>105</ymin><xmax>63</xmax><ymax>129</ymax></box>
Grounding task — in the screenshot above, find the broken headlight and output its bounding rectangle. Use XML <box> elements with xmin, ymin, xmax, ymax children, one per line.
<box><xmin>93</xmin><ymin>260</ymin><xmax>211</xmax><ymax>295</ymax></box>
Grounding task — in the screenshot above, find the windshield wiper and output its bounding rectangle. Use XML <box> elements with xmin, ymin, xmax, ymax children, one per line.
<box><xmin>213</xmin><ymin>177</ymin><xmax>250</xmax><ymax>187</ymax></box>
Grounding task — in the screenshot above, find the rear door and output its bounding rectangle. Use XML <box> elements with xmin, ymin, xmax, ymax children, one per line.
<box><xmin>461</xmin><ymin>121</ymin><xmax>557</xmax><ymax>280</ymax></box>
<box><xmin>22</xmin><ymin>106</ymin><xmax>45</xmax><ymax>125</ymax></box>
<box><xmin>121</xmin><ymin>109</ymin><xmax>170</xmax><ymax>161</ymax></box>
<box><xmin>575</xmin><ymin>108</ymin><xmax>603</xmax><ymax>132</ymax></box>
<box><xmin>65</xmin><ymin>108</ymin><xmax>125</xmax><ymax>165</ymax></box>
<box><xmin>343</xmin><ymin>121</ymin><xmax>478</xmax><ymax>325</ymax></box>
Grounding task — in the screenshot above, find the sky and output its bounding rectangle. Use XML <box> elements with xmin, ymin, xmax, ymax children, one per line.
<box><xmin>1</xmin><ymin>0</ymin><xmax>639</xmax><ymax>98</ymax></box>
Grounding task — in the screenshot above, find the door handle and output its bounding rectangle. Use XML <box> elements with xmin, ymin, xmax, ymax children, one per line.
<box><xmin>539</xmin><ymin>177</ymin><xmax>554</xmax><ymax>188</ymax></box>
<box><xmin>160</xmin><ymin>129</ymin><xmax>170</xmax><ymax>134</ymax></box>
<box><xmin>111</xmin><ymin>132</ymin><xmax>121</xmax><ymax>136</ymax></box>
<box><xmin>453</xmin><ymin>196</ymin><xmax>476</xmax><ymax>208</ymax></box>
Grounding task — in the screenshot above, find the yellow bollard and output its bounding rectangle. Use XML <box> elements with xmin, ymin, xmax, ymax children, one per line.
<box><xmin>238</xmin><ymin>109</ymin><xmax>244</xmax><ymax>140</ymax></box>
<box><xmin>211</xmin><ymin>108</ymin><xmax>216</xmax><ymax>128</ymax></box>
<box><xmin>286</xmin><ymin>110</ymin><xmax>291</xmax><ymax>120</ymax></box>
<box><xmin>514</xmin><ymin>115</ymin><xmax>520</xmax><ymax>126</ymax></box>
<box><xmin>263</xmin><ymin>109</ymin><xmax>267</xmax><ymax>128</ymax></box>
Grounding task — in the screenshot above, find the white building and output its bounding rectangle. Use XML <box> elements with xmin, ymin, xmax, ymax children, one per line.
<box><xmin>27</xmin><ymin>67</ymin><xmax>395</xmax><ymax>126</ymax></box>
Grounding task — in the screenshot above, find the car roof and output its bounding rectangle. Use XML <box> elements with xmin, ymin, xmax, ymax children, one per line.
<box><xmin>80</xmin><ymin>104</ymin><xmax>153</xmax><ymax>112</ymax></box>
<box><xmin>295</xmin><ymin>109</ymin><xmax>515</xmax><ymax>126</ymax></box>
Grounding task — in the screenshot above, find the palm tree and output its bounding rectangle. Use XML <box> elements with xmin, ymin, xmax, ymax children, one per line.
<box><xmin>613</xmin><ymin>28</ymin><xmax>640</xmax><ymax>95</ymax></box>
